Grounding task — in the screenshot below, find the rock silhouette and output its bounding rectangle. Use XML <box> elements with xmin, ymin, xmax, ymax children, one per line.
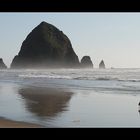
<box><xmin>81</xmin><ymin>56</ymin><xmax>93</xmax><ymax>68</ymax></box>
<box><xmin>99</xmin><ymin>60</ymin><xmax>105</xmax><ymax>69</ymax></box>
<box><xmin>0</xmin><ymin>58</ymin><xmax>7</xmax><ymax>69</ymax></box>
<box><xmin>11</xmin><ymin>21</ymin><xmax>80</xmax><ymax>68</ymax></box>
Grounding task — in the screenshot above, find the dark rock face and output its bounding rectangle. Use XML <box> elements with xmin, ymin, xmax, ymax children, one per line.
<box><xmin>0</xmin><ymin>58</ymin><xmax>7</xmax><ymax>69</ymax></box>
<box><xmin>99</xmin><ymin>60</ymin><xmax>105</xmax><ymax>69</ymax></box>
<box><xmin>11</xmin><ymin>21</ymin><xmax>80</xmax><ymax>68</ymax></box>
<box><xmin>81</xmin><ymin>56</ymin><xmax>93</xmax><ymax>68</ymax></box>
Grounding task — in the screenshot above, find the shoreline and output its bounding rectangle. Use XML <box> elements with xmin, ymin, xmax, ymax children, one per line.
<box><xmin>0</xmin><ymin>117</ymin><xmax>43</xmax><ymax>128</ymax></box>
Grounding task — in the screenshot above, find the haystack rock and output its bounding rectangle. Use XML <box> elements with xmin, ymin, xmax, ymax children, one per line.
<box><xmin>81</xmin><ymin>56</ymin><xmax>93</xmax><ymax>68</ymax></box>
<box><xmin>0</xmin><ymin>58</ymin><xmax>7</xmax><ymax>69</ymax></box>
<box><xmin>11</xmin><ymin>21</ymin><xmax>80</xmax><ymax>68</ymax></box>
<box><xmin>99</xmin><ymin>60</ymin><xmax>105</xmax><ymax>69</ymax></box>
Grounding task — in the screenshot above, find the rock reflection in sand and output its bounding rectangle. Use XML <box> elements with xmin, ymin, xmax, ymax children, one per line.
<box><xmin>18</xmin><ymin>87</ymin><xmax>74</xmax><ymax>118</ymax></box>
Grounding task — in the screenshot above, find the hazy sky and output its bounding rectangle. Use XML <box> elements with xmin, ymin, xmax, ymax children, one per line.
<box><xmin>0</xmin><ymin>13</ymin><xmax>140</xmax><ymax>68</ymax></box>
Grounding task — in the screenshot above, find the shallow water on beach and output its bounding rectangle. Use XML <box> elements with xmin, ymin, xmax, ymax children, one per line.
<box><xmin>1</xmin><ymin>68</ymin><xmax>140</xmax><ymax>127</ymax></box>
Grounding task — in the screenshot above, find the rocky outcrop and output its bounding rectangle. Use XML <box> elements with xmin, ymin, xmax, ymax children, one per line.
<box><xmin>0</xmin><ymin>58</ymin><xmax>7</xmax><ymax>69</ymax></box>
<box><xmin>81</xmin><ymin>56</ymin><xmax>93</xmax><ymax>68</ymax></box>
<box><xmin>99</xmin><ymin>60</ymin><xmax>105</xmax><ymax>69</ymax></box>
<box><xmin>11</xmin><ymin>21</ymin><xmax>80</xmax><ymax>69</ymax></box>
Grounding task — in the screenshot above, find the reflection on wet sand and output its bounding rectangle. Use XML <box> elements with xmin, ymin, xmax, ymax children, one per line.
<box><xmin>18</xmin><ymin>87</ymin><xmax>74</xmax><ymax>118</ymax></box>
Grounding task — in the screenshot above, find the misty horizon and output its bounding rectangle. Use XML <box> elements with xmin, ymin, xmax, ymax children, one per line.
<box><xmin>1</xmin><ymin>13</ymin><xmax>140</xmax><ymax>68</ymax></box>
<box><xmin>2</xmin><ymin>13</ymin><xmax>140</xmax><ymax>128</ymax></box>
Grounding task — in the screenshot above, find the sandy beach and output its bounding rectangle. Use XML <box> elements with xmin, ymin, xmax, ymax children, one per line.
<box><xmin>1</xmin><ymin>69</ymin><xmax>140</xmax><ymax>127</ymax></box>
<box><xmin>0</xmin><ymin>117</ymin><xmax>42</xmax><ymax>128</ymax></box>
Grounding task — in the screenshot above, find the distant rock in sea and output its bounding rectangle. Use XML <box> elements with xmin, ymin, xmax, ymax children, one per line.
<box><xmin>11</xmin><ymin>21</ymin><xmax>80</xmax><ymax>69</ymax></box>
<box><xmin>0</xmin><ymin>58</ymin><xmax>7</xmax><ymax>69</ymax></box>
<box><xmin>81</xmin><ymin>56</ymin><xmax>93</xmax><ymax>68</ymax></box>
<box><xmin>99</xmin><ymin>60</ymin><xmax>105</xmax><ymax>69</ymax></box>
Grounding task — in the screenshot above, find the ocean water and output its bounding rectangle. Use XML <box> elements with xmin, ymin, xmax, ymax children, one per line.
<box><xmin>0</xmin><ymin>68</ymin><xmax>140</xmax><ymax>127</ymax></box>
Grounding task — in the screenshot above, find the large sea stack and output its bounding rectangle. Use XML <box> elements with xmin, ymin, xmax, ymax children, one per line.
<box><xmin>99</xmin><ymin>60</ymin><xmax>105</xmax><ymax>69</ymax></box>
<box><xmin>81</xmin><ymin>56</ymin><xmax>93</xmax><ymax>68</ymax></box>
<box><xmin>0</xmin><ymin>58</ymin><xmax>7</xmax><ymax>69</ymax></box>
<box><xmin>11</xmin><ymin>21</ymin><xmax>80</xmax><ymax>68</ymax></box>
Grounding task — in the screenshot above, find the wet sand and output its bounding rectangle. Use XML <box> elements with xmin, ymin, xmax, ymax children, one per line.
<box><xmin>1</xmin><ymin>81</ymin><xmax>140</xmax><ymax>127</ymax></box>
<box><xmin>0</xmin><ymin>117</ymin><xmax>43</xmax><ymax>128</ymax></box>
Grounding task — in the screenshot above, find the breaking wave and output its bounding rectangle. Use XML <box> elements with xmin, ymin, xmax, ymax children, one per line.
<box><xmin>18</xmin><ymin>73</ymin><xmax>140</xmax><ymax>83</ymax></box>
<box><xmin>1</xmin><ymin>69</ymin><xmax>140</xmax><ymax>95</ymax></box>
<box><xmin>18</xmin><ymin>74</ymin><xmax>72</xmax><ymax>79</ymax></box>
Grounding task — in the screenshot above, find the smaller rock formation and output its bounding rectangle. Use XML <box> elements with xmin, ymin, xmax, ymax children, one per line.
<box><xmin>0</xmin><ymin>58</ymin><xmax>7</xmax><ymax>69</ymax></box>
<box><xmin>81</xmin><ymin>56</ymin><xmax>93</xmax><ymax>68</ymax></box>
<box><xmin>99</xmin><ymin>60</ymin><xmax>105</xmax><ymax>69</ymax></box>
